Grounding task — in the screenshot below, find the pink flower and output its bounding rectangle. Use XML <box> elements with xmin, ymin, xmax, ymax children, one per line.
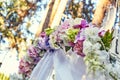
<box><xmin>19</xmin><ymin>59</ymin><xmax>29</xmax><ymax>73</ymax></box>
<box><xmin>68</xmin><ymin>41</ymin><xmax>75</xmax><ymax>47</ymax></box>
<box><xmin>98</xmin><ymin>30</ymin><xmax>106</xmax><ymax>37</ymax></box>
<box><xmin>19</xmin><ymin>59</ymin><xmax>34</xmax><ymax>77</ymax></box>
<box><xmin>33</xmin><ymin>57</ymin><xmax>40</xmax><ymax>64</ymax></box>
<box><xmin>27</xmin><ymin>46</ymin><xmax>38</xmax><ymax>58</ymax></box>
<box><xmin>40</xmin><ymin>32</ymin><xmax>46</xmax><ymax>38</ymax></box>
<box><xmin>73</xmin><ymin>40</ymin><xmax>85</xmax><ymax>57</ymax></box>
<box><xmin>74</xmin><ymin>31</ymin><xmax>85</xmax><ymax>43</ymax></box>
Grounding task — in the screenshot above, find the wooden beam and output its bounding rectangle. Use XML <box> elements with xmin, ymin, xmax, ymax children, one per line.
<box><xmin>48</xmin><ymin>0</ymin><xmax>61</xmax><ymax>27</ymax></box>
<box><xmin>35</xmin><ymin>0</ymin><xmax>55</xmax><ymax>37</ymax></box>
<box><xmin>92</xmin><ymin>0</ymin><xmax>111</xmax><ymax>26</ymax></box>
<box><xmin>102</xmin><ymin>3</ymin><xmax>117</xmax><ymax>31</ymax></box>
<box><xmin>51</xmin><ymin>0</ymin><xmax>68</xmax><ymax>28</ymax></box>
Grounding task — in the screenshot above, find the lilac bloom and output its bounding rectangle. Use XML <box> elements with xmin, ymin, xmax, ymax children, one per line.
<box><xmin>74</xmin><ymin>31</ymin><xmax>85</xmax><ymax>43</ymax></box>
<box><xmin>19</xmin><ymin>59</ymin><xmax>31</xmax><ymax>73</ymax></box>
<box><xmin>81</xmin><ymin>19</ymin><xmax>88</xmax><ymax>28</ymax></box>
<box><xmin>33</xmin><ymin>57</ymin><xmax>40</xmax><ymax>64</ymax></box>
<box><xmin>27</xmin><ymin>46</ymin><xmax>38</xmax><ymax>58</ymax></box>
<box><xmin>37</xmin><ymin>36</ymin><xmax>50</xmax><ymax>50</ymax></box>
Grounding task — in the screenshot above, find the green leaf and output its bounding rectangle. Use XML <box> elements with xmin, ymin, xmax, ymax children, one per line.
<box><xmin>65</xmin><ymin>46</ymin><xmax>71</xmax><ymax>52</ymax></box>
<box><xmin>45</xmin><ymin>27</ymin><xmax>54</xmax><ymax>35</ymax></box>
<box><xmin>101</xmin><ymin>30</ymin><xmax>113</xmax><ymax>51</ymax></box>
<box><xmin>66</xmin><ymin>28</ymin><xmax>79</xmax><ymax>42</ymax></box>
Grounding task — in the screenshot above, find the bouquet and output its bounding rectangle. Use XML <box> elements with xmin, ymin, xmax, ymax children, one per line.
<box><xmin>19</xmin><ymin>18</ymin><xmax>120</xmax><ymax>80</ymax></box>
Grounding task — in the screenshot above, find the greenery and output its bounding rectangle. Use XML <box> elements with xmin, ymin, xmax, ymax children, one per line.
<box><xmin>100</xmin><ymin>30</ymin><xmax>113</xmax><ymax>51</ymax></box>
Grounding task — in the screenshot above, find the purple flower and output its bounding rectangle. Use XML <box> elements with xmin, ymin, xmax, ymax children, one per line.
<box><xmin>38</xmin><ymin>32</ymin><xmax>50</xmax><ymax>49</ymax></box>
<box><xmin>40</xmin><ymin>32</ymin><xmax>46</xmax><ymax>38</ymax></box>
<box><xmin>33</xmin><ymin>57</ymin><xmax>40</xmax><ymax>64</ymax></box>
<box><xmin>38</xmin><ymin>38</ymin><xmax>50</xmax><ymax>50</ymax></box>
<box><xmin>73</xmin><ymin>40</ymin><xmax>85</xmax><ymax>57</ymax></box>
<box><xmin>68</xmin><ymin>41</ymin><xmax>75</xmax><ymax>47</ymax></box>
<box><xmin>74</xmin><ymin>31</ymin><xmax>85</xmax><ymax>43</ymax></box>
<box><xmin>19</xmin><ymin>59</ymin><xmax>32</xmax><ymax>76</ymax></box>
<box><xmin>74</xmin><ymin>19</ymin><xmax>88</xmax><ymax>29</ymax></box>
<box><xmin>81</xmin><ymin>19</ymin><xmax>88</xmax><ymax>28</ymax></box>
<box><xmin>27</xmin><ymin>46</ymin><xmax>38</xmax><ymax>58</ymax></box>
<box><xmin>98</xmin><ymin>30</ymin><xmax>106</xmax><ymax>37</ymax></box>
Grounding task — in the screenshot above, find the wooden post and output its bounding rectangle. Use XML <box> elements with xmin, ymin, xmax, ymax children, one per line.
<box><xmin>48</xmin><ymin>0</ymin><xmax>61</xmax><ymax>27</ymax></box>
<box><xmin>35</xmin><ymin>0</ymin><xmax>68</xmax><ymax>36</ymax></box>
<box><xmin>51</xmin><ymin>0</ymin><xmax>68</xmax><ymax>28</ymax></box>
<box><xmin>35</xmin><ymin>0</ymin><xmax>55</xmax><ymax>37</ymax></box>
<box><xmin>92</xmin><ymin>0</ymin><xmax>111</xmax><ymax>26</ymax></box>
<box><xmin>101</xmin><ymin>3</ymin><xmax>117</xmax><ymax>31</ymax></box>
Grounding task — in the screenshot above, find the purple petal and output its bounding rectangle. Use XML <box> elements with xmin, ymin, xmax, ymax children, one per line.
<box><xmin>73</xmin><ymin>24</ymin><xmax>81</xmax><ymax>29</ymax></box>
<box><xmin>81</xmin><ymin>19</ymin><xmax>88</xmax><ymax>28</ymax></box>
<box><xmin>98</xmin><ymin>30</ymin><xmax>106</xmax><ymax>37</ymax></box>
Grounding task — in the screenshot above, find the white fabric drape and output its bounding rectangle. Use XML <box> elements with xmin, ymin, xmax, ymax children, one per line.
<box><xmin>29</xmin><ymin>51</ymin><xmax>54</xmax><ymax>80</ymax></box>
<box><xmin>29</xmin><ymin>49</ymin><xmax>86</xmax><ymax>80</ymax></box>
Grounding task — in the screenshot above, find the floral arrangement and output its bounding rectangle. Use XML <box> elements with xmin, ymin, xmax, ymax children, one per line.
<box><xmin>18</xmin><ymin>33</ymin><xmax>48</xmax><ymax>78</ymax></box>
<box><xmin>19</xmin><ymin>18</ymin><xmax>120</xmax><ymax>80</ymax></box>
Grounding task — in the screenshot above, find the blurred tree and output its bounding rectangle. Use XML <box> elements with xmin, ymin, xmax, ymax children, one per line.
<box><xmin>92</xmin><ymin>0</ymin><xmax>111</xmax><ymax>26</ymax></box>
<box><xmin>66</xmin><ymin>0</ymin><xmax>118</xmax><ymax>29</ymax></box>
<box><xmin>0</xmin><ymin>0</ymin><xmax>37</xmax><ymax>58</ymax></box>
<box><xmin>66</xmin><ymin>0</ymin><xmax>94</xmax><ymax>22</ymax></box>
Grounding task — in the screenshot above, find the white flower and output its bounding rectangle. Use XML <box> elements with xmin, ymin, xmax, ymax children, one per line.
<box><xmin>92</xmin><ymin>43</ymin><xmax>101</xmax><ymax>50</ymax></box>
<box><xmin>10</xmin><ymin>73</ymin><xmax>23</xmax><ymax>80</ymax></box>
<box><xmin>84</xmin><ymin>27</ymin><xmax>101</xmax><ymax>42</ymax></box>
<box><xmin>65</xmin><ymin>18</ymin><xmax>74</xmax><ymax>27</ymax></box>
<box><xmin>74</xmin><ymin>18</ymin><xmax>82</xmax><ymax>25</ymax></box>
<box><xmin>69</xmin><ymin>18</ymin><xmax>82</xmax><ymax>27</ymax></box>
<box><xmin>49</xmin><ymin>34</ymin><xmax>60</xmax><ymax>49</ymax></box>
<box><xmin>95</xmin><ymin>50</ymin><xmax>109</xmax><ymax>63</ymax></box>
<box><xmin>83</xmin><ymin>40</ymin><xmax>93</xmax><ymax>55</ymax></box>
<box><xmin>83</xmin><ymin>40</ymin><xmax>101</xmax><ymax>55</ymax></box>
<box><xmin>59</xmin><ymin>34</ymin><xmax>69</xmax><ymax>46</ymax></box>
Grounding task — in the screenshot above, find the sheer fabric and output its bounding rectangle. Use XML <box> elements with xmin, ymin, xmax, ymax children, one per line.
<box><xmin>30</xmin><ymin>49</ymin><xmax>110</xmax><ymax>80</ymax></box>
<box><xmin>29</xmin><ymin>52</ymin><xmax>54</xmax><ymax>80</ymax></box>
